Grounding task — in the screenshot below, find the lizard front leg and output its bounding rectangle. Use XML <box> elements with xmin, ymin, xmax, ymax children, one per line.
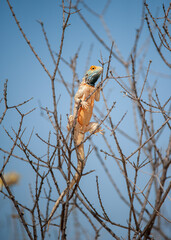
<box><xmin>67</xmin><ymin>91</ymin><xmax>88</xmax><ymax>131</ymax></box>
<box><xmin>67</xmin><ymin>115</ymin><xmax>74</xmax><ymax>131</ymax></box>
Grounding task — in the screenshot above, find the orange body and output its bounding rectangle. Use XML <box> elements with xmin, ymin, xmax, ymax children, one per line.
<box><xmin>77</xmin><ymin>84</ymin><xmax>96</xmax><ymax>126</ymax></box>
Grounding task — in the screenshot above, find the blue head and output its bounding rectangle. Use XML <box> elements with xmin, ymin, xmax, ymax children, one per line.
<box><xmin>84</xmin><ymin>65</ymin><xmax>103</xmax><ymax>87</ymax></box>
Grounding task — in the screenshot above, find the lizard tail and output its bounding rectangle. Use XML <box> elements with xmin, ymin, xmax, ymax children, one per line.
<box><xmin>47</xmin><ymin>132</ymin><xmax>85</xmax><ymax>228</ymax></box>
<box><xmin>47</xmin><ymin>189</ymin><xmax>67</xmax><ymax>228</ymax></box>
<box><xmin>69</xmin><ymin>130</ymin><xmax>85</xmax><ymax>190</ymax></box>
<box><xmin>69</xmin><ymin>138</ymin><xmax>85</xmax><ymax>190</ymax></box>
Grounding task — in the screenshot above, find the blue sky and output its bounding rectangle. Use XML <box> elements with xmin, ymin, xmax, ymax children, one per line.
<box><xmin>0</xmin><ymin>0</ymin><xmax>171</xmax><ymax>239</ymax></box>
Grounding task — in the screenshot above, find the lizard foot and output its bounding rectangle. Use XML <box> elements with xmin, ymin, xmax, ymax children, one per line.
<box><xmin>93</xmin><ymin>127</ymin><xmax>104</xmax><ymax>135</ymax></box>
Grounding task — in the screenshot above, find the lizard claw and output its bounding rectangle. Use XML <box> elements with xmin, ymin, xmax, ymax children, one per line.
<box><xmin>81</xmin><ymin>101</ymin><xmax>88</xmax><ymax>109</ymax></box>
<box><xmin>96</xmin><ymin>127</ymin><xmax>104</xmax><ymax>135</ymax></box>
<box><xmin>99</xmin><ymin>128</ymin><xmax>104</xmax><ymax>135</ymax></box>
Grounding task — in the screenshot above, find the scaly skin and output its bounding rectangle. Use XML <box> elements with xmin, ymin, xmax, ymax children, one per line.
<box><xmin>47</xmin><ymin>66</ymin><xmax>103</xmax><ymax>227</ymax></box>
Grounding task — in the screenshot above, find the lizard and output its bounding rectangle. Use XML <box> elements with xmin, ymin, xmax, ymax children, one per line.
<box><xmin>47</xmin><ymin>65</ymin><xmax>103</xmax><ymax>227</ymax></box>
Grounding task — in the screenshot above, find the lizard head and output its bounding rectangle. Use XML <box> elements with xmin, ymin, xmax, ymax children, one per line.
<box><xmin>84</xmin><ymin>65</ymin><xmax>103</xmax><ymax>87</ymax></box>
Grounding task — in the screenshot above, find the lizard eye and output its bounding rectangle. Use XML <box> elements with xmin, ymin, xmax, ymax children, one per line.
<box><xmin>90</xmin><ymin>65</ymin><xmax>96</xmax><ymax>70</ymax></box>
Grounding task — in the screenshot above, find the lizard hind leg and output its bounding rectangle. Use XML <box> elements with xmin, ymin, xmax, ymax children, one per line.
<box><xmin>85</xmin><ymin>122</ymin><xmax>104</xmax><ymax>135</ymax></box>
